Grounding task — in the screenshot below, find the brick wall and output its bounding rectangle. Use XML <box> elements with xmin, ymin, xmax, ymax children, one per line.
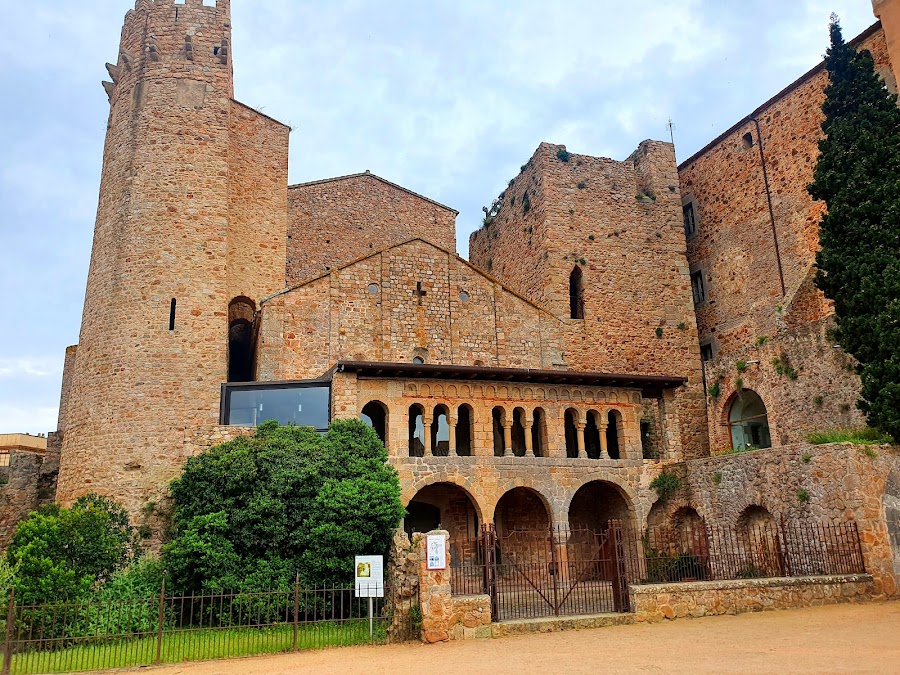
<box><xmin>286</xmin><ymin>173</ymin><xmax>457</xmax><ymax>285</ymax></box>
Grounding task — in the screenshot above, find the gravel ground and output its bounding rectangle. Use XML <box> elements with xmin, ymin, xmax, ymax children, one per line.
<box><xmin>121</xmin><ymin>601</ymin><xmax>900</xmax><ymax>675</ymax></box>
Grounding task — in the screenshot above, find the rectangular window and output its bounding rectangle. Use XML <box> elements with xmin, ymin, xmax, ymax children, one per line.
<box><xmin>700</xmin><ymin>343</ymin><xmax>714</xmax><ymax>362</ymax></box>
<box><xmin>222</xmin><ymin>382</ymin><xmax>331</xmax><ymax>430</ymax></box>
<box><xmin>691</xmin><ymin>270</ymin><xmax>706</xmax><ymax>305</ymax></box>
<box><xmin>683</xmin><ymin>202</ymin><xmax>697</xmax><ymax>238</ymax></box>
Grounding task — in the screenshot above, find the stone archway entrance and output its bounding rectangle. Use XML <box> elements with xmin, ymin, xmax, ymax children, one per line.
<box><xmin>568</xmin><ymin>480</ymin><xmax>634</xmax><ymax>532</ymax></box>
<box><xmin>406</xmin><ymin>483</ymin><xmax>480</xmax><ymax>566</ymax></box>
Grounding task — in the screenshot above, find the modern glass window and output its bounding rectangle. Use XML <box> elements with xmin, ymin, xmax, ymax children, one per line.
<box><xmin>222</xmin><ymin>382</ymin><xmax>330</xmax><ymax>430</ymax></box>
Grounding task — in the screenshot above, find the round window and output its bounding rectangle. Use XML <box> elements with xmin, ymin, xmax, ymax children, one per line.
<box><xmin>459</xmin><ymin>290</ymin><xmax>469</xmax><ymax>303</ymax></box>
<box><xmin>412</xmin><ymin>356</ymin><xmax>425</xmax><ymax>364</ymax></box>
<box><xmin>368</xmin><ymin>283</ymin><xmax>379</xmax><ymax>294</ymax></box>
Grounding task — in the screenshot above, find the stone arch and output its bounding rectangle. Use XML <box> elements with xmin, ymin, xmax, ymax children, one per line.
<box><xmin>403</xmin><ymin>475</ymin><xmax>486</xmax><ymax>523</ymax></box>
<box><xmin>585</xmin><ymin>409</ymin><xmax>603</xmax><ymax>459</ymax></box>
<box><xmin>408</xmin><ymin>403</ymin><xmax>426</xmax><ymax>457</ymax></box>
<box><xmin>567</xmin><ymin>479</ymin><xmax>636</xmax><ymax>532</ymax></box>
<box><xmin>405</xmin><ymin>481</ymin><xmax>486</xmax><ymax>556</ymax></box>
<box><xmin>735</xmin><ymin>503</ymin><xmax>782</xmax><ymax>577</ymax></box>
<box><xmin>566</xmin><ymin>474</ymin><xmax>641</xmax><ymax>524</ymax></box>
<box><xmin>511</xmin><ymin>406</ymin><xmax>528</xmax><ymax>457</ymax></box>
<box><xmin>724</xmin><ymin>389</ymin><xmax>772</xmax><ymax>451</ymax></box>
<box><xmin>606</xmin><ymin>408</ymin><xmax>624</xmax><ymax>460</ymax></box>
<box><xmin>360</xmin><ymin>400</ymin><xmax>388</xmax><ymax>446</ymax></box>
<box><xmin>227</xmin><ymin>296</ymin><xmax>257</xmax><ymax>382</ymax></box>
<box><xmin>570</xmin><ymin>265</ymin><xmax>585</xmax><ymax>319</ymax></box>
<box><xmin>460</xmin><ymin>384</ymin><xmax>472</xmax><ymax>398</ymax></box>
<box><xmin>564</xmin><ymin>407</ymin><xmax>580</xmax><ymax>458</ymax></box>
<box><xmin>492</xmin><ymin>485</ymin><xmax>553</xmax><ymax>534</ymax></box>
<box><xmin>531</xmin><ymin>406</ymin><xmax>549</xmax><ymax>457</ymax></box>
<box><xmin>456</xmin><ymin>403</ymin><xmax>474</xmax><ymax>457</ymax></box>
<box><xmin>430</xmin><ymin>404</ymin><xmax>450</xmax><ymax>456</ymax></box>
<box><xmin>404</xmin><ymin>383</ymin><xmax>417</xmax><ymax>397</ymax></box>
<box><xmin>419</xmin><ymin>383</ymin><xmax>432</xmax><ymax>397</ymax></box>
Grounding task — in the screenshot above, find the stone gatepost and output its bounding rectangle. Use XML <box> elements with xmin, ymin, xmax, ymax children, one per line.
<box><xmin>417</xmin><ymin>529</ymin><xmax>453</xmax><ymax>643</ymax></box>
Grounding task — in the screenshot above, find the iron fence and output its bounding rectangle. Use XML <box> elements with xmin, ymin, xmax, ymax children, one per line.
<box><xmin>1</xmin><ymin>581</ymin><xmax>390</xmax><ymax>675</ymax></box>
<box><xmin>450</xmin><ymin>519</ymin><xmax>865</xmax><ymax>621</ymax></box>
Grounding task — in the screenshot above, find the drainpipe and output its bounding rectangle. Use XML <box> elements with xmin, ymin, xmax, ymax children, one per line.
<box><xmin>750</xmin><ymin>117</ymin><xmax>787</xmax><ymax>297</ymax></box>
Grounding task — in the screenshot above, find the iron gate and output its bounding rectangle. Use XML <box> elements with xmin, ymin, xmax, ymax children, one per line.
<box><xmin>450</xmin><ymin>523</ymin><xmax>631</xmax><ymax>620</ymax></box>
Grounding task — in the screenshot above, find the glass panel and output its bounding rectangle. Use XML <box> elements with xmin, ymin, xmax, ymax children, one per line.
<box><xmin>226</xmin><ymin>385</ymin><xmax>330</xmax><ymax>429</ymax></box>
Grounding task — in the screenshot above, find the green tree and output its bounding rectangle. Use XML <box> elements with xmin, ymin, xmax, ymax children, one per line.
<box><xmin>809</xmin><ymin>16</ymin><xmax>900</xmax><ymax>442</ymax></box>
<box><xmin>164</xmin><ymin>419</ymin><xmax>405</xmax><ymax>592</ymax></box>
<box><xmin>7</xmin><ymin>494</ymin><xmax>137</xmax><ymax>605</ymax></box>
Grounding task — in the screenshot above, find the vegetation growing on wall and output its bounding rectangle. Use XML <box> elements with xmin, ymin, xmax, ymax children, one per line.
<box><xmin>809</xmin><ymin>17</ymin><xmax>900</xmax><ymax>443</ymax></box>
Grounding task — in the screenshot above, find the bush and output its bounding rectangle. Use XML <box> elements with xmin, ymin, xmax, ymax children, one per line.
<box><xmin>649</xmin><ymin>472</ymin><xmax>683</xmax><ymax>501</ymax></box>
<box><xmin>164</xmin><ymin>420</ymin><xmax>405</xmax><ymax>594</ymax></box>
<box><xmin>7</xmin><ymin>494</ymin><xmax>137</xmax><ymax>606</ymax></box>
<box><xmin>806</xmin><ymin>427</ymin><xmax>893</xmax><ymax>445</ymax></box>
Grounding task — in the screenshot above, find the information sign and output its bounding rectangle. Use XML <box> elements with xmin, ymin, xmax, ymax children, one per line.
<box><xmin>426</xmin><ymin>534</ymin><xmax>447</xmax><ymax>570</ymax></box>
<box><xmin>354</xmin><ymin>555</ymin><xmax>384</xmax><ymax>598</ymax></box>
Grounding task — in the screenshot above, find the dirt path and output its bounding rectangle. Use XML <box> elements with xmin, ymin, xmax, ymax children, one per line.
<box><xmin>124</xmin><ymin>602</ymin><xmax>900</xmax><ymax>675</ymax></box>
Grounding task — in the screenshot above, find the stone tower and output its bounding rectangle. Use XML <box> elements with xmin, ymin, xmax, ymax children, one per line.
<box><xmin>56</xmin><ymin>0</ymin><xmax>289</xmax><ymax>515</ymax></box>
<box><xmin>469</xmin><ymin>141</ymin><xmax>709</xmax><ymax>458</ymax></box>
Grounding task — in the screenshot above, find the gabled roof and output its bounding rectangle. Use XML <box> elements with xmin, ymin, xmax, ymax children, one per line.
<box><xmin>260</xmin><ymin>237</ymin><xmax>560</xmax><ymax>320</ymax></box>
<box><xmin>288</xmin><ymin>171</ymin><xmax>459</xmax><ymax>215</ymax></box>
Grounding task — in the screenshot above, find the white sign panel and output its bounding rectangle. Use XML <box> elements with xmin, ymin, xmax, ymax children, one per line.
<box><xmin>426</xmin><ymin>535</ymin><xmax>447</xmax><ymax>570</ymax></box>
<box><xmin>354</xmin><ymin>555</ymin><xmax>384</xmax><ymax>598</ymax></box>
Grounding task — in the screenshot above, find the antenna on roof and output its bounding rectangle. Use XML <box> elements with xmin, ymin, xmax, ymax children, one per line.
<box><xmin>667</xmin><ymin>119</ymin><xmax>676</xmax><ymax>146</ymax></box>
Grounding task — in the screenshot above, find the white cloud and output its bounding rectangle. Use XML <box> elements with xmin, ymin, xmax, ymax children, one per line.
<box><xmin>0</xmin><ymin>358</ymin><xmax>62</xmax><ymax>379</ymax></box>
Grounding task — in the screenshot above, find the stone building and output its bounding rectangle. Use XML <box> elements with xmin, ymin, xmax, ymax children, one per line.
<box><xmin>37</xmin><ymin>0</ymin><xmax>900</xmax><ymax>595</ymax></box>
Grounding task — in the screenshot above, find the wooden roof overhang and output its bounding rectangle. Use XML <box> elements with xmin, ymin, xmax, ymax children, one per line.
<box><xmin>333</xmin><ymin>361</ymin><xmax>687</xmax><ymax>399</ymax></box>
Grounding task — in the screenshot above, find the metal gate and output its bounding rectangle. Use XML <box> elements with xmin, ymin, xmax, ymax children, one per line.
<box><xmin>450</xmin><ymin>523</ymin><xmax>631</xmax><ymax>621</ymax></box>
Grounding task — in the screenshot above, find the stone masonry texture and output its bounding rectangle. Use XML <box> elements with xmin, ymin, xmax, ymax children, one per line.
<box><xmin>39</xmin><ymin>0</ymin><xmax>900</xmax><ymax>604</ymax></box>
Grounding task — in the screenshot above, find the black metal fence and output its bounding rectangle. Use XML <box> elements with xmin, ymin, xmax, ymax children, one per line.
<box><xmin>1</xmin><ymin>582</ymin><xmax>390</xmax><ymax>675</ymax></box>
<box><xmin>451</xmin><ymin>519</ymin><xmax>865</xmax><ymax>621</ymax></box>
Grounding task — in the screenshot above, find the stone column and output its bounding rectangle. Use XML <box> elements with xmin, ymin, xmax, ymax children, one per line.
<box><xmin>575</xmin><ymin>421</ymin><xmax>586</xmax><ymax>458</ymax></box>
<box><xmin>599</xmin><ymin>421</ymin><xmax>609</xmax><ymax>459</ymax></box>
<box><xmin>524</xmin><ymin>418</ymin><xmax>534</xmax><ymax>456</ymax></box>
<box><xmin>448</xmin><ymin>414</ymin><xmax>457</xmax><ymax>456</ymax></box>
<box><xmin>503</xmin><ymin>422</ymin><xmax>513</xmax><ymax>457</ymax></box>
<box><xmin>417</xmin><ymin>530</ymin><xmax>452</xmax><ymax>643</ymax></box>
<box><xmin>423</xmin><ymin>415</ymin><xmax>433</xmax><ymax>456</ymax></box>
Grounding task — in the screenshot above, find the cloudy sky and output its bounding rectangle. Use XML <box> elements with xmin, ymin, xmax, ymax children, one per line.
<box><xmin>0</xmin><ymin>0</ymin><xmax>877</xmax><ymax>434</ymax></box>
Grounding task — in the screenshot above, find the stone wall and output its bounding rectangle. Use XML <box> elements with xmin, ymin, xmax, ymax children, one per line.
<box><xmin>679</xmin><ymin>25</ymin><xmax>893</xmax><ymax>358</ymax></box>
<box><xmin>703</xmin><ymin>318</ymin><xmax>865</xmax><ymax>452</ymax></box>
<box><xmin>0</xmin><ymin>451</ymin><xmax>55</xmax><ymax>551</ymax></box>
<box><xmin>631</xmin><ymin>574</ymin><xmax>875</xmax><ymax>622</ymax></box>
<box><xmin>659</xmin><ymin>443</ymin><xmax>900</xmax><ymax>597</ymax></box>
<box><xmin>469</xmin><ymin>141</ymin><xmax>708</xmax><ymax>460</ymax></box>
<box><xmin>287</xmin><ymin>173</ymin><xmax>457</xmax><ymax>285</ymax></box>
<box><xmin>259</xmin><ymin>239</ymin><xmax>567</xmax><ymax>381</ymax></box>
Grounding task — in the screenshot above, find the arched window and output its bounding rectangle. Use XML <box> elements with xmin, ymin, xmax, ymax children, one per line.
<box><xmin>228</xmin><ymin>297</ymin><xmax>257</xmax><ymax>382</ymax></box>
<box><xmin>360</xmin><ymin>401</ymin><xmax>388</xmax><ymax>446</ymax></box>
<box><xmin>569</xmin><ymin>266</ymin><xmax>585</xmax><ymax>319</ymax></box>
<box><xmin>564</xmin><ymin>408</ymin><xmax>579</xmax><ymax>458</ymax></box>
<box><xmin>408</xmin><ymin>404</ymin><xmax>426</xmax><ymax>457</ymax></box>
<box><xmin>606</xmin><ymin>410</ymin><xmax>623</xmax><ymax>460</ymax></box>
<box><xmin>431</xmin><ymin>405</ymin><xmax>450</xmax><ymax>457</ymax></box>
<box><xmin>585</xmin><ymin>411</ymin><xmax>602</xmax><ymax>459</ymax></box>
<box><xmin>456</xmin><ymin>405</ymin><xmax>474</xmax><ymax>457</ymax></box>
<box><xmin>512</xmin><ymin>407</ymin><xmax>527</xmax><ymax>457</ymax></box>
<box><xmin>492</xmin><ymin>407</ymin><xmax>506</xmax><ymax>457</ymax></box>
<box><xmin>532</xmin><ymin>408</ymin><xmax>548</xmax><ymax>457</ymax></box>
<box><xmin>728</xmin><ymin>391</ymin><xmax>771</xmax><ymax>450</ymax></box>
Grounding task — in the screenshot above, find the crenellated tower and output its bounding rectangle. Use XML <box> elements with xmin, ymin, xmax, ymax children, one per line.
<box><xmin>57</xmin><ymin>0</ymin><xmax>290</xmax><ymax>518</ymax></box>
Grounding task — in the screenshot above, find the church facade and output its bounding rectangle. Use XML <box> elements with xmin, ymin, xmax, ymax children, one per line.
<box><xmin>42</xmin><ymin>0</ymin><xmax>900</xmax><ymax>560</ymax></box>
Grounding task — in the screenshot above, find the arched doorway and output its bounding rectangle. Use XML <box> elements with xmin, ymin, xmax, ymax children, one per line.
<box><xmin>492</xmin><ymin>407</ymin><xmax>506</xmax><ymax>457</ymax></box>
<box><xmin>728</xmin><ymin>390</ymin><xmax>772</xmax><ymax>450</ymax></box>
<box><xmin>456</xmin><ymin>404</ymin><xmax>474</xmax><ymax>456</ymax></box>
<box><xmin>735</xmin><ymin>504</ymin><xmax>781</xmax><ymax>578</ymax></box>
<box><xmin>606</xmin><ymin>410</ymin><xmax>623</xmax><ymax>460</ymax></box>
<box><xmin>408</xmin><ymin>404</ymin><xmax>425</xmax><ymax>457</ymax></box>
<box><xmin>568</xmin><ymin>480</ymin><xmax>633</xmax><ymax>532</ymax></box>
<box><xmin>532</xmin><ymin>408</ymin><xmax>548</xmax><ymax>457</ymax></box>
<box><xmin>585</xmin><ymin>411</ymin><xmax>602</xmax><ymax>459</ymax></box>
<box><xmin>564</xmin><ymin>408</ymin><xmax>579</xmax><ymax>458</ymax></box>
<box><xmin>228</xmin><ymin>297</ymin><xmax>257</xmax><ymax>382</ymax></box>
<box><xmin>495</xmin><ymin>487</ymin><xmax>551</xmax><ymax>536</ymax></box>
<box><xmin>406</xmin><ymin>483</ymin><xmax>481</xmax><ymax>565</ymax></box>
<box><xmin>512</xmin><ymin>408</ymin><xmax>527</xmax><ymax>457</ymax></box>
<box><xmin>360</xmin><ymin>400</ymin><xmax>387</xmax><ymax>446</ymax></box>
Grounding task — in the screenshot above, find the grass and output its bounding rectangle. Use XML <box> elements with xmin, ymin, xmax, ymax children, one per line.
<box><xmin>806</xmin><ymin>427</ymin><xmax>893</xmax><ymax>446</ymax></box>
<box><xmin>10</xmin><ymin>620</ymin><xmax>386</xmax><ymax>674</ymax></box>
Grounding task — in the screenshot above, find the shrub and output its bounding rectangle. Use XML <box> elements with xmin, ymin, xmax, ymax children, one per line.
<box><xmin>164</xmin><ymin>420</ymin><xmax>405</xmax><ymax>594</ymax></box>
<box><xmin>649</xmin><ymin>472</ymin><xmax>683</xmax><ymax>501</ymax></box>
<box><xmin>7</xmin><ymin>494</ymin><xmax>137</xmax><ymax>606</ymax></box>
<box><xmin>556</xmin><ymin>148</ymin><xmax>570</xmax><ymax>162</ymax></box>
<box><xmin>708</xmin><ymin>382</ymin><xmax>721</xmax><ymax>398</ymax></box>
<box><xmin>797</xmin><ymin>489</ymin><xmax>811</xmax><ymax>504</ymax></box>
<box><xmin>735</xmin><ymin>360</ymin><xmax>748</xmax><ymax>373</ymax></box>
<box><xmin>655</xmin><ymin>327</ymin><xmax>664</xmax><ymax>339</ymax></box>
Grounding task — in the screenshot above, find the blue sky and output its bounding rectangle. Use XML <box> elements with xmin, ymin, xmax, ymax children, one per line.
<box><xmin>0</xmin><ymin>0</ymin><xmax>878</xmax><ymax>434</ymax></box>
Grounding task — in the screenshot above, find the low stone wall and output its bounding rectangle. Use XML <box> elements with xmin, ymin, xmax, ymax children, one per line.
<box><xmin>631</xmin><ymin>574</ymin><xmax>875</xmax><ymax>623</ymax></box>
<box><xmin>447</xmin><ymin>595</ymin><xmax>492</xmax><ymax>640</ymax></box>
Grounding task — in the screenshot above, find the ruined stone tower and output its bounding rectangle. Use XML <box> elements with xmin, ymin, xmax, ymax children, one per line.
<box><xmin>56</xmin><ymin>0</ymin><xmax>290</xmax><ymax>513</ymax></box>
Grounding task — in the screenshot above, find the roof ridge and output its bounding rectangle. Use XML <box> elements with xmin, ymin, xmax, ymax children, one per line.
<box><xmin>288</xmin><ymin>171</ymin><xmax>459</xmax><ymax>214</ymax></box>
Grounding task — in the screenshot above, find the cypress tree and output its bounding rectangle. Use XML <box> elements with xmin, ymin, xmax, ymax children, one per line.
<box><xmin>809</xmin><ymin>16</ymin><xmax>900</xmax><ymax>443</ymax></box>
